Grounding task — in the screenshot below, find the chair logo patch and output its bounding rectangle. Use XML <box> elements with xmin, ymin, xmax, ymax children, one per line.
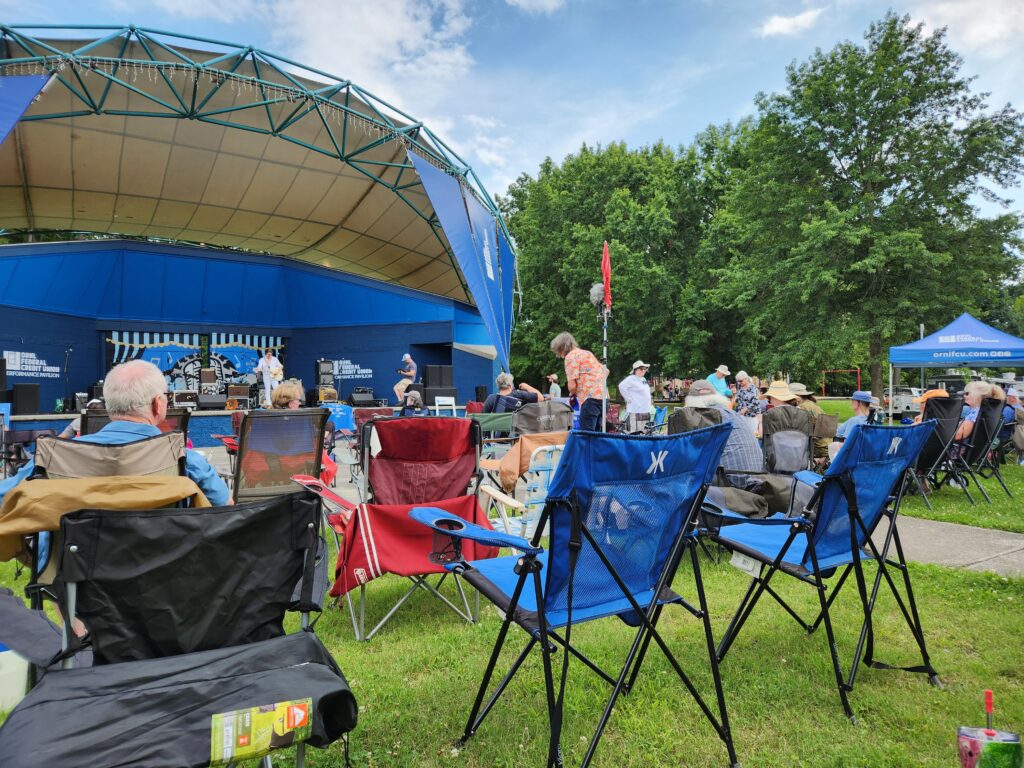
<box><xmin>886</xmin><ymin>437</ymin><xmax>903</xmax><ymax>456</ymax></box>
<box><xmin>647</xmin><ymin>450</ymin><xmax>668</xmax><ymax>475</ymax></box>
<box><xmin>354</xmin><ymin>568</ymin><xmax>368</xmax><ymax>585</ymax></box>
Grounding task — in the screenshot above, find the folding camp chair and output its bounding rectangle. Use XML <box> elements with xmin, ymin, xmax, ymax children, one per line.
<box><xmin>330</xmin><ymin>416</ymin><xmax>491</xmax><ymax>640</ymax></box>
<box><xmin>704</xmin><ymin>422</ymin><xmax>940</xmax><ymax>721</ymax></box>
<box><xmin>409</xmin><ymin>426</ymin><xmax>739</xmax><ymax>768</ymax></box>
<box><xmin>233</xmin><ymin>408</ymin><xmax>329</xmax><ymax>500</ymax></box>
<box><xmin>24</xmin><ymin>432</ymin><xmax>187</xmax><ymax>606</ymax></box>
<box><xmin>906</xmin><ymin>396</ymin><xmax>963</xmax><ymax>509</ymax></box>
<box><xmin>762</xmin><ymin>404</ymin><xmax>814</xmax><ymax>474</ymax></box>
<box><xmin>0</xmin><ymin>491</ymin><xmax>358</xmax><ymax>768</ymax></box>
<box><xmin>511</xmin><ymin>399</ymin><xmax>574</xmax><ymax>435</ymax></box>
<box><xmin>80</xmin><ymin>407</ymin><xmax>191</xmax><ymax>440</ymax></box>
<box><xmin>2</xmin><ymin>429</ymin><xmax>57</xmax><ymax>477</ymax></box>
<box><xmin>934</xmin><ymin>397</ymin><xmax>1007</xmax><ymax>505</ymax></box>
<box><xmin>343</xmin><ymin>406</ymin><xmax>393</xmax><ymax>484</ymax></box>
<box><xmin>480</xmin><ymin>443</ymin><xmax>564</xmax><ymax>537</ymax></box>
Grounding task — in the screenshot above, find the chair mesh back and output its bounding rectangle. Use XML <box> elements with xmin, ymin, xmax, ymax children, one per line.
<box><xmin>34</xmin><ymin>432</ymin><xmax>186</xmax><ymax>479</ymax></box>
<box><xmin>964</xmin><ymin>397</ymin><xmax>1003</xmax><ymax>467</ymax></box>
<box><xmin>667</xmin><ymin>407</ymin><xmax>722</xmax><ymax>435</ymax></box>
<box><xmin>915</xmin><ymin>396</ymin><xmax>963</xmax><ymax>470</ymax></box>
<box><xmin>81</xmin><ymin>409</ymin><xmax>191</xmax><ymax>439</ymax></box>
<box><xmin>511</xmin><ymin>401</ymin><xmax>573</xmax><ymax>434</ymax></box>
<box><xmin>762</xmin><ymin>406</ymin><xmax>813</xmax><ymax>474</ymax></box>
<box><xmin>58</xmin><ymin>491</ymin><xmax>320</xmax><ymax>664</ymax></box>
<box><xmin>234</xmin><ymin>408</ymin><xmax>329</xmax><ymax>499</ymax></box>
<box><xmin>543</xmin><ymin>426</ymin><xmax>730</xmax><ymax>616</ymax></box>
<box><xmin>367</xmin><ymin>417</ymin><xmax>479</xmax><ymax>504</ymax></box>
<box><xmin>808</xmin><ymin>422</ymin><xmax>932</xmax><ymax>569</ymax></box>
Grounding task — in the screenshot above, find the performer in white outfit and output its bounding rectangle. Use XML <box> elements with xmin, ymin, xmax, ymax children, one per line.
<box><xmin>254</xmin><ymin>349</ymin><xmax>283</xmax><ymax>407</ymax></box>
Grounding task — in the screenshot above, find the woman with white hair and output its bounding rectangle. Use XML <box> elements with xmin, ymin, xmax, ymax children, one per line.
<box><xmin>953</xmin><ymin>380</ymin><xmax>993</xmax><ymax>444</ymax></box>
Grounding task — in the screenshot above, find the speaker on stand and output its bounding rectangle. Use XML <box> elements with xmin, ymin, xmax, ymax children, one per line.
<box><xmin>474</xmin><ymin>385</ymin><xmax>487</xmax><ymax>403</ymax></box>
<box><xmin>12</xmin><ymin>383</ymin><xmax>40</xmax><ymax>416</ymax></box>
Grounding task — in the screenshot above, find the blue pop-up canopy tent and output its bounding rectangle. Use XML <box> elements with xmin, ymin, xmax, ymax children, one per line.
<box><xmin>887</xmin><ymin>313</ymin><xmax>1024</xmax><ymax>416</ymax></box>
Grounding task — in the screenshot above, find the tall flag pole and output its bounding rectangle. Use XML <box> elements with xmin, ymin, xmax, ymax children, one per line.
<box><xmin>601</xmin><ymin>241</ymin><xmax>612</xmax><ymax>432</ymax></box>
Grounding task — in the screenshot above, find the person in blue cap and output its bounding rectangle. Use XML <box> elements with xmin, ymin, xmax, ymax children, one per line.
<box><xmin>835</xmin><ymin>390</ymin><xmax>876</xmax><ymax>440</ymax></box>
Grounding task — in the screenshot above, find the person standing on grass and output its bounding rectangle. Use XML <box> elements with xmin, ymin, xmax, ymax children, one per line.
<box><xmin>550</xmin><ymin>332</ymin><xmax>607</xmax><ymax>432</ymax></box>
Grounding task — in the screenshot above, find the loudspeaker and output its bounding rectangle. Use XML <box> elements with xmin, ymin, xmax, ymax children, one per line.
<box><xmin>475</xmin><ymin>385</ymin><xmax>487</xmax><ymax>402</ymax></box>
<box><xmin>316</xmin><ymin>359</ymin><xmax>334</xmax><ymax>375</ymax></box>
<box><xmin>350</xmin><ymin>392</ymin><xmax>377</xmax><ymax>407</ymax></box>
<box><xmin>197</xmin><ymin>394</ymin><xmax>227</xmax><ymax>410</ymax></box>
<box><xmin>199</xmin><ymin>368</ymin><xmax>217</xmax><ymax>384</ymax></box>
<box><xmin>423</xmin><ymin>386</ymin><xmax>457</xmax><ymax>406</ymax></box>
<box><xmin>12</xmin><ymin>383</ymin><xmax>40</xmax><ymax>415</ymax></box>
<box><xmin>423</xmin><ymin>365</ymin><xmax>453</xmax><ymax>388</ymax></box>
<box><xmin>75</xmin><ymin>392</ymin><xmax>89</xmax><ymax>411</ymax></box>
<box><xmin>440</xmin><ymin>366</ymin><xmax>453</xmax><ymax>388</ymax></box>
<box><xmin>227</xmin><ymin>384</ymin><xmax>249</xmax><ymax>398</ymax></box>
<box><xmin>0</xmin><ymin>358</ymin><xmax>5</xmax><ymax>392</ymax></box>
<box><xmin>89</xmin><ymin>383</ymin><xmax>104</xmax><ymax>401</ymax></box>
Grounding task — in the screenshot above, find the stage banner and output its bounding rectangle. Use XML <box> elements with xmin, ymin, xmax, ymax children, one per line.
<box><xmin>0</xmin><ymin>74</ymin><xmax>50</xmax><ymax>146</ymax></box>
<box><xmin>105</xmin><ymin>332</ymin><xmax>284</xmax><ymax>390</ymax></box>
<box><xmin>407</xmin><ymin>151</ymin><xmax>512</xmax><ymax>372</ymax></box>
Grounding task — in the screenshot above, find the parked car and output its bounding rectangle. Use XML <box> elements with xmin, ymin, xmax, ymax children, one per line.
<box><xmin>883</xmin><ymin>386</ymin><xmax>924</xmax><ymax>414</ymax></box>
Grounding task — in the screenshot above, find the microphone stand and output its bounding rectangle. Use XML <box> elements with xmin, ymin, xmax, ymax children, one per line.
<box><xmin>63</xmin><ymin>347</ymin><xmax>73</xmax><ymax>414</ymax></box>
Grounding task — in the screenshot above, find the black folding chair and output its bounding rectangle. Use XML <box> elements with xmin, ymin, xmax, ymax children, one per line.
<box><xmin>80</xmin><ymin>407</ymin><xmax>191</xmax><ymax>441</ymax></box>
<box><xmin>762</xmin><ymin>405</ymin><xmax>813</xmax><ymax>474</ymax></box>
<box><xmin>960</xmin><ymin>397</ymin><xmax>1013</xmax><ymax>502</ymax></box>
<box><xmin>0</xmin><ymin>491</ymin><xmax>357</xmax><ymax>768</ymax></box>
<box><xmin>908</xmin><ymin>396</ymin><xmax>962</xmax><ymax>509</ymax></box>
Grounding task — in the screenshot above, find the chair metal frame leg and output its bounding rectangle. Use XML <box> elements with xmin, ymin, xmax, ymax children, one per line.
<box><xmin>345</xmin><ymin>572</ymin><xmax>476</xmax><ymax>641</ymax></box>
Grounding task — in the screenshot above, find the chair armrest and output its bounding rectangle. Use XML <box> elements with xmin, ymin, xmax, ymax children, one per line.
<box><xmin>480</xmin><ymin>484</ymin><xmax>526</xmax><ymax>511</ymax></box>
<box><xmin>793</xmin><ymin>470</ymin><xmax>822</xmax><ymax>488</ymax></box>
<box><xmin>409</xmin><ymin>507</ymin><xmax>542</xmax><ymax>554</ymax></box>
<box><xmin>702</xmin><ymin>502</ymin><xmax>810</xmax><ymax>527</ymax></box>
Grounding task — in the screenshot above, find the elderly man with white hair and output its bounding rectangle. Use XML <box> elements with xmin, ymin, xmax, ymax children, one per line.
<box><xmin>0</xmin><ymin>360</ymin><xmax>230</xmax><ymax>507</ymax></box>
<box><xmin>482</xmin><ymin>372</ymin><xmax>544</xmax><ymax>413</ymax></box>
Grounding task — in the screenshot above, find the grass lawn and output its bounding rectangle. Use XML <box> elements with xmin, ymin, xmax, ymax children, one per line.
<box><xmin>3</xmin><ymin>550</ymin><xmax>1022</xmax><ymax>767</ymax></box>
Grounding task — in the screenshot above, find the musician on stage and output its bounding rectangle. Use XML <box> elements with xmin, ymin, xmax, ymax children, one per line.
<box><xmin>254</xmin><ymin>348</ymin><xmax>283</xmax><ymax>407</ymax></box>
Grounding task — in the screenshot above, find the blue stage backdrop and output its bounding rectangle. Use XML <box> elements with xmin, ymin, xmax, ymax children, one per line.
<box><xmin>105</xmin><ymin>331</ymin><xmax>284</xmax><ymax>390</ymax></box>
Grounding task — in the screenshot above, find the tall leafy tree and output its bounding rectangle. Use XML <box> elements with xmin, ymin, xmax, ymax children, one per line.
<box><xmin>706</xmin><ymin>13</ymin><xmax>1023</xmax><ymax>392</ymax></box>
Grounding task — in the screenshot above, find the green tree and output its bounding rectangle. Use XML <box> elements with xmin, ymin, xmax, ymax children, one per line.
<box><xmin>707</xmin><ymin>13</ymin><xmax>1024</xmax><ymax>393</ymax></box>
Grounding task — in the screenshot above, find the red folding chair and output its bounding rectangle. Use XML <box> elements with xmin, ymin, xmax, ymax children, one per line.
<box><xmin>323</xmin><ymin>416</ymin><xmax>495</xmax><ymax>640</ymax></box>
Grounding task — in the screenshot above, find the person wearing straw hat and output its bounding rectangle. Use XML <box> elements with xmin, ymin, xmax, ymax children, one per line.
<box><xmin>707</xmin><ymin>364</ymin><xmax>732</xmax><ymax>398</ymax></box>
<box><xmin>790</xmin><ymin>382</ymin><xmax>829</xmax><ymax>458</ymax></box>
<box><xmin>618</xmin><ymin>360</ymin><xmax>653</xmax><ymax>433</ymax></box>
<box><xmin>756</xmin><ymin>380</ymin><xmax>797</xmax><ymax>438</ymax></box>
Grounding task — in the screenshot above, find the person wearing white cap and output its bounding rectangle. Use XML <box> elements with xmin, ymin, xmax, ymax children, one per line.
<box><xmin>618</xmin><ymin>360</ymin><xmax>653</xmax><ymax>432</ymax></box>
<box><xmin>59</xmin><ymin>398</ymin><xmax>104</xmax><ymax>438</ymax></box>
<box><xmin>707</xmin><ymin>364</ymin><xmax>732</xmax><ymax>398</ymax></box>
<box><xmin>393</xmin><ymin>352</ymin><xmax>417</xmax><ymax>405</ymax></box>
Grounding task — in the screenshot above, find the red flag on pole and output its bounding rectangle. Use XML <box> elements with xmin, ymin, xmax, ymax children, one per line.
<box><xmin>601</xmin><ymin>241</ymin><xmax>612</xmax><ymax>309</ymax></box>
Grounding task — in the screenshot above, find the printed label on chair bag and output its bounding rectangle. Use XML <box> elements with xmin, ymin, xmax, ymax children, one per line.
<box><xmin>729</xmin><ymin>551</ymin><xmax>761</xmax><ymax>578</ymax></box>
<box><xmin>210</xmin><ymin>697</ymin><xmax>312</xmax><ymax>765</ymax></box>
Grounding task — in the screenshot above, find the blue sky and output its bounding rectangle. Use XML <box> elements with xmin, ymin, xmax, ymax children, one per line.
<box><xmin>3</xmin><ymin>1</ymin><xmax>1022</xmax><ymax>215</ymax></box>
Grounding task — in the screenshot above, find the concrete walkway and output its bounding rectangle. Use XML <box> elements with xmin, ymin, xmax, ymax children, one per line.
<box><xmin>197</xmin><ymin>446</ymin><xmax>1024</xmax><ymax>579</ymax></box>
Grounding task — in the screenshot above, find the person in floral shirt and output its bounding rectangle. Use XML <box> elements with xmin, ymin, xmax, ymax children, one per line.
<box><xmin>734</xmin><ymin>370</ymin><xmax>761</xmax><ymax>416</ymax></box>
<box><xmin>550</xmin><ymin>332</ymin><xmax>607</xmax><ymax>431</ymax></box>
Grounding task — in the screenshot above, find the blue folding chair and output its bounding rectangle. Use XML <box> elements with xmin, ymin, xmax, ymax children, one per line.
<box><xmin>703</xmin><ymin>422</ymin><xmax>941</xmax><ymax>721</ymax></box>
<box><xmin>410</xmin><ymin>425</ymin><xmax>739</xmax><ymax>768</ymax></box>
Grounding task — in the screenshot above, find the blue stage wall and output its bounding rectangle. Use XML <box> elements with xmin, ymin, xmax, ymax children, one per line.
<box><xmin>0</xmin><ymin>240</ymin><xmax>500</xmax><ymax>409</ymax></box>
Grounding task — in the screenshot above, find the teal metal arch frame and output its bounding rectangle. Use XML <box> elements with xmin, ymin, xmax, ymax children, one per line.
<box><xmin>0</xmin><ymin>23</ymin><xmax>520</xmax><ymax>315</ymax></box>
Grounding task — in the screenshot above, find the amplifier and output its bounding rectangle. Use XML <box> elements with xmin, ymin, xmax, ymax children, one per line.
<box><xmin>350</xmin><ymin>392</ymin><xmax>377</xmax><ymax>407</ymax></box>
<box><xmin>197</xmin><ymin>394</ymin><xmax>227</xmax><ymax>410</ymax></box>
<box><xmin>89</xmin><ymin>383</ymin><xmax>105</xmax><ymax>401</ymax></box>
<box><xmin>423</xmin><ymin>386</ymin><xmax>457</xmax><ymax>407</ymax></box>
<box><xmin>317</xmin><ymin>374</ymin><xmax>334</xmax><ymax>387</ymax></box>
<box><xmin>316</xmin><ymin>386</ymin><xmax>338</xmax><ymax>403</ymax></box>
<box><xmin>12</xmin><ymin>383</ymin><xmax>40</xmax><ymax>415</ymax></box>
<box><xmin>316</xmin><ymin>359</ymin><xmax>334</xmax><ymax>375</ymax></box>
<box><xmin>172</xmin><ymin>390</ymin><xmax>199</xmax><ymax>409</ymax></box>
<box><xmin>227</xmin><ymin>384</ymin><xmax>249</xmax><ymax>398</ymax></box>
<box><xmin>199</xmin><ymin>368</ymin><xmax>217</xmax><ymax>384</ymax></box>
<box><xmin>75</xmin><ymin>392</ymin><xmax>90</xmax><ymax>411</ymax></box>
<box><xmin>424</xmin><ymin>365</ymin><xmax>453</xmax><ymax>389</ymax></box>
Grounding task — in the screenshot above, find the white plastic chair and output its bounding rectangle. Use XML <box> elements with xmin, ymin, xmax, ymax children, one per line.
<box><xmin>480</xmin><ymin>444</ymin><xmax>564</xmax><ymax>538</ymax></box>
<box><xmin>433</xmin><ymin>396</ymin><xmax>457</xmax><ymax>417</ymax></box>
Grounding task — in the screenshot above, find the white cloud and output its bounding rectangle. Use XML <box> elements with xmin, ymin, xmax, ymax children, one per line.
<box><xmin>912</xmin><ymin>0</ymin><xmax>1024</xmax><ymax>59</ymax></box>
<box><xmin>148</xmin><ymin>0</ymin><xmax>260</xmax><ymax>23</ymax></box>
<box><xmin>758</xmin><ymin>8</ymin><xmax>825</xmax><ymax>37</ymax></box>
<box><xmin>505</xmin><ymin>0</ymin><xmax>566</xmax><ymax>14</ymax></box>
